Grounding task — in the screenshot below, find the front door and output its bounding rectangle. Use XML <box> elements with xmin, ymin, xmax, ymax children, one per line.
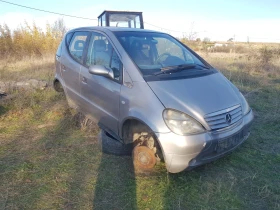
<box><xmin>80</xmin><ymin>32</ymin><xmax>123</xmax><ymax>135</ymax></box>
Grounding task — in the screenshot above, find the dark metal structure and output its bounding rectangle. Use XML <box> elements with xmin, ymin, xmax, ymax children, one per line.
<box><xmin>98</xmin><ymin>10</ymin><xmax>144</xmax><ymax>29</ymax></box>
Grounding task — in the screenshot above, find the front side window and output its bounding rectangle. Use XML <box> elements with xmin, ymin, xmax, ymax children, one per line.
<box><xmin>86</xmin><ymin>32</ymin><xmax>123</xmax><ymax>81</ymax></box>
<box><xmin>68</xmin><ymin>31</ymin><xmax>89</xmax><ymax>63</ymax></box>
<box><xmin>114</xmin><ymin>31</ymin><xmax>210</xmax><ymax>77</ymax></box>
<box><xmin>110</xmin><ymin>50</ymin><xmax>122</xmax><ymax>81</ymax></box>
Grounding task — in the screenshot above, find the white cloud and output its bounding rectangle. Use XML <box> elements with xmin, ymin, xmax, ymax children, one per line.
<box><xmin>144</xmin><ymin>14</ymin><xmax>280</xmax><ymax>43</ymax></box>
<box><xmin>0</xmin><ymin>5</ymin><xmax>105</xmax><ymax>31</ymax></box>
<box><xmin>0</xmin><ymin>12</ymin><xmax>33</xmax><ymax>29</ymax></box>
<box><xmin>1</xmin><ymin>8</ymin><xmax>280</xmax><ymax>43</ymax></box>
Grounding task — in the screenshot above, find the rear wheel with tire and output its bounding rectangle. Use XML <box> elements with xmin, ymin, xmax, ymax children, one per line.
<box><xmin>53</xmin><ymin>80</ymin><xmax>64</xmax><ymax>92</ymax></box>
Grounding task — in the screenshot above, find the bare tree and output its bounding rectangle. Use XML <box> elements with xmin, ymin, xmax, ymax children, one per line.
<box><xmin>52</xmin><ymin>18</ymin><xmax>68</xmax><ymax>41</ymax></box>
<box><xmin>188</xmin><ymin>22</ymin><xmax>198</xmax><ymax>41</ymax></box>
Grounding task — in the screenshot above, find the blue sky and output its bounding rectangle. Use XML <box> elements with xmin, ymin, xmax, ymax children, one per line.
<box><xmin>1</xmin><ymin>0</ymin><xmax>280</xmax><ymax>42</ymax></box>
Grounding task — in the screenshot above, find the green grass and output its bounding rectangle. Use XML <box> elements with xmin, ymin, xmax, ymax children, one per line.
<box><xmin>0</xmin><ymin>54</ymin><xmax>279</xmax><ymax>210</ymax></box>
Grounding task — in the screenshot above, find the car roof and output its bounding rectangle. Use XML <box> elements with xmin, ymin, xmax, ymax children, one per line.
<box><xmin>68</xmin><ymin>26</ymin><xmax>160</xmax><ymax>33</ymax></box>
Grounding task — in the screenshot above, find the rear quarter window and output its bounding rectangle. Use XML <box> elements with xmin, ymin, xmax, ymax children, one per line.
<box><xmin>68</xmin><ymin>31</ymin><xmax>89</xmax><ymax>63</ymax></box>
<box><xmin>56</xmin><ymin>42</ymin><xmax>62</xmax><ymax>57</ymax></box>
<box><xmin>66</xmin><ymin>32</ymin><xmax>74</xmax><ymax>46</ymax></box>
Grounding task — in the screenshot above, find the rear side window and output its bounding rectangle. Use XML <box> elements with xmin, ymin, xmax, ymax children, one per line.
<box><xmin>68</xmin><ymin>31</ymin><xmax>89</xmax><ymax>63</ymax></box>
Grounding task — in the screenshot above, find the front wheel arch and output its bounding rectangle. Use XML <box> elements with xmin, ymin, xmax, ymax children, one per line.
<box><xmin>121</xmin><ymin>118</ymin><xmax>153</xmax><ymax>144</ymax></box>
<box><xmin>121</xmin><ymin>118</ymin><xmax>165</xmax><ymax>163</ymax></box>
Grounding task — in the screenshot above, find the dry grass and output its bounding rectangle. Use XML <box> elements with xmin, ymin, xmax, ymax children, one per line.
<box><xmin>0</xmin><ymin>54</ymin><xmax>55</xmax><ymax>83</ymax></box>
<box><xmin>201</xmin><ymin>52</ymin><xmax>280</xmax><ymax>91</ymax></box>
<box><xmin>0</xmin><ymin>52</ymin><xmax>280</xmax><ymax>209</ymax></box>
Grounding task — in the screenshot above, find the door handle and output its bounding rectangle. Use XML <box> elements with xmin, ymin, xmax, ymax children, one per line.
<box><xmin>61</xmin><ymin>65</ymin><xmax>66</xmax><ymax>71</ymax></box>
<box><xmin>81</xmin><ymin>77</ymin><xmax>87</xmax><ymax>84</ymax></box>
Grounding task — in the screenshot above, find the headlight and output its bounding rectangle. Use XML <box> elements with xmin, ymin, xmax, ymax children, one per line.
<box><xmin>239</xmin><ymin>92</ymin><xmax>250</xmax><ymax>115</ymax></box>
<box><xmin>163</xmin><ymin>109</ymin><xmax>205</xmax><ymax>135</ymax></box>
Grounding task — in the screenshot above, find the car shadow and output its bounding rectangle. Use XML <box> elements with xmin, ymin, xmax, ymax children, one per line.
<box><xmin>92</xmin><ymin>153</ymin><xmax>137</xmax><ymax>210</ymax></box>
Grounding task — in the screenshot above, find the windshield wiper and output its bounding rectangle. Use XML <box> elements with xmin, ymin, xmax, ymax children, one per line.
<box><xmin>154</xmin><ymin>63</ymin><xmax>208</xmax><ymax>76</ymax></box>
<box><xmin>195</xmin><ymin>63</ymin><xmax>210</xmax><ymax>69</ymax></box>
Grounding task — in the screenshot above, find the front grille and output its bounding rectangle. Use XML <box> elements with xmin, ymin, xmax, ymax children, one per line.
<box><xmin>204</xmin><ymin>105</ymin><xmax>242</xmax><ymax>130</ymax></box>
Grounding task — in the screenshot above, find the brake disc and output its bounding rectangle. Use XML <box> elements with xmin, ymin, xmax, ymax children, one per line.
<box><xmin>132</xmin><ymin>146</ymin><xmax>156</xmax><ymax>169</ymax></box>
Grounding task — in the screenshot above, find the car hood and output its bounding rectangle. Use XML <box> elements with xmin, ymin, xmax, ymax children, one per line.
<box><xmin>147</xmin><ymin>72</ymin><xmax>241</xmax><ymax>127</ymax></box>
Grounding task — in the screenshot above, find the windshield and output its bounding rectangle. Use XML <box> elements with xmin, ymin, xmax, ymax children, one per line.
<box><xmin>113</xmin><ymin>31</ymin><xmax>209</xmax><ymax>75</ymax></box>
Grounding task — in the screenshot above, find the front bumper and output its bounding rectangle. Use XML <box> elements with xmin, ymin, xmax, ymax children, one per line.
<box><xmin>156</xmin><ymin>109</ymin><xmax>254</xmax><ymax>173</ymax></box>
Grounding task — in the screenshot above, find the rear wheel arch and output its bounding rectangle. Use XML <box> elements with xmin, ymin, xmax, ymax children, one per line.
<box><xmin>53</xmin><ymin>78</ymin><xmax>64</xmax><ymax>92</ymax></box>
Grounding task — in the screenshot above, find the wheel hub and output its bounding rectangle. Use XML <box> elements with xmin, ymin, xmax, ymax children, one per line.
<box><xmin>132</xmin><ymin>146</ymin><xmax>156</xmax><ymax>169</ymax></box>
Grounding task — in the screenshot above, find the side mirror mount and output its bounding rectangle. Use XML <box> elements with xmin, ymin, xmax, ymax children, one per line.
<box><xmin>88</xmin><ymin>65</ymin><xmax>114</xmax><ymax>79</ymax></box>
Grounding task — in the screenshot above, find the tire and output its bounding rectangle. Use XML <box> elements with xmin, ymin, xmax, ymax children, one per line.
<box><xmin>53</xmin><ymin>80</ymin><xmax>64</xmax><ymax>92</ymax></box>
<box><xmin>98</xmin><ymin>130</ymin><xmax>132</xmax><ymax>156</ymax></box>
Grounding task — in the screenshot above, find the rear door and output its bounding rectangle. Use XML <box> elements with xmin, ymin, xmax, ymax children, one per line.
<box><xmin>61</xmin><ymin>31</ymin><xmax>90</xmax><ymax>108</ymax></box>
<box><xmin>79</xmin><ymin>31</ymin><xmax>123</xmax><ymax>135</ymax></box>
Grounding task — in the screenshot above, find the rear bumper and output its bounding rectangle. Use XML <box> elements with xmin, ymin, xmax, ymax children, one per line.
<box><xmin>156</xmin><ymin>109</ymin><xmax>254</xmax><ymax>173</ymax></box>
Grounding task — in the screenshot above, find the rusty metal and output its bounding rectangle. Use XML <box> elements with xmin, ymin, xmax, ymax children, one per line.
<box><xmin>132</xmin><ymin>146</ymin><xmax>156</xmax><ymax>169</ymax></box>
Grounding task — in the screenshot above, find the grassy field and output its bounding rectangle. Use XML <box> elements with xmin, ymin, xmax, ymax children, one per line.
<box><xmin>0</xmin><ymin>52</ymin><xmax>279</xmax><ymax>210</ymax></box>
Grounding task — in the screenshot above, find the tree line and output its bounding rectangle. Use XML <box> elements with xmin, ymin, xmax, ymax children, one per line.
<box><xmin>0</xmin><ymin>19</ymin><xmax>67</xmax><ymax>59</ymax></box>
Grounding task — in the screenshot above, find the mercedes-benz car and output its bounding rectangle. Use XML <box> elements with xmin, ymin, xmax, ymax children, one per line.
<box><xmin>54</xmin><ymin>27</ymin><xmax>253</xmax><ymax>173</ymax></box>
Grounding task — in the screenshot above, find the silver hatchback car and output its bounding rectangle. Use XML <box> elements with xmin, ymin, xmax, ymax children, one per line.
<box><xmin>54</xmin><ymin>27</ymin><xmax>253</xmax><ymax>173</ymax></box>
